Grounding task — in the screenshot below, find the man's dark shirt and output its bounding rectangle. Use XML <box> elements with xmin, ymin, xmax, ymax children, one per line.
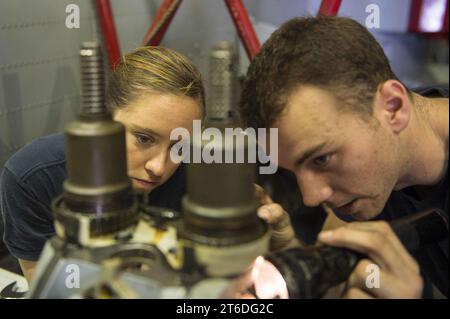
<box><xmin>0</xmin><ymin>133</ymin><xmax>186</xmax><ymax>261</ymax></box>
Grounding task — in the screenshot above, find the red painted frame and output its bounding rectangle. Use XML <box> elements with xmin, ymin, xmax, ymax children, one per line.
<box><xmin>318</xmin><ymin>0</ymin><xmax>343</xmax><ymax>16</ymax></box>
<box><xmin>96</xmin><ymin>0</ymin><xmax>343</xmax><ymax>69</ymax></box>
<box><xmin>96</xmin><ymin>0</ymin><xmax>121</xmax><ymax>69</ymax></box>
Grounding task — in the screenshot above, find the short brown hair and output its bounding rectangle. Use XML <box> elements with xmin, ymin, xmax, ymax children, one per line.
<box><xmin>107</xmin><ymin>46</ymin><xmax>205</xmax><ymax>112</ymax></box>
<box><xmin>239</xmin><ymin>16</ymin><xmax>406</xmax><ymax>128</ymax></box>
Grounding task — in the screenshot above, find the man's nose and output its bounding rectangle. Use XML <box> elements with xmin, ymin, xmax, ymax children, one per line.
<box><xmin>144</xmin><ymin>150</ymin><xmax>168</xmax><ymax>178</ymax></box>
<box><xmin>296</xmin><ymin>171</ymin><xmax>333</xmax><ymax>207</ymax></box>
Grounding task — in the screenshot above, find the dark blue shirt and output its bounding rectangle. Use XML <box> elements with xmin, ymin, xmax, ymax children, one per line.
<box><xmin>0</xmin><ymin>133</ymin><xmax>186</xmax><ymax>261</ymax></box>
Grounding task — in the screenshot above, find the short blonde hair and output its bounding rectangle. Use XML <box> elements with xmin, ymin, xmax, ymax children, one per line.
<box><xmin>106</xmin><ymin>46</ymin><xmax>204</xmax><ymax>112</ymax></box>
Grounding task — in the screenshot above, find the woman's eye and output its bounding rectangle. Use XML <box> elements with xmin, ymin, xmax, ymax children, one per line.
<box><xmin>313</xmin><ymin>154</ymin><xmax>331</xmax><ymax>167</ymax></box>
<box><xmin>135</xmin><ymin>134</ymin><xmax>154</xmax><ymax>145</ymax></box>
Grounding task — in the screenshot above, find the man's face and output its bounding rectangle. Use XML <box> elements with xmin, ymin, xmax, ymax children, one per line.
<box><xmin>275</xmin><ymin>86</ymin><xmax>401</xmax><ymax>220</ymax></box>
<box><xmin>114</xmin><ymin>93</ymin><xmax>202</xmax><ymax>194</ymax></box>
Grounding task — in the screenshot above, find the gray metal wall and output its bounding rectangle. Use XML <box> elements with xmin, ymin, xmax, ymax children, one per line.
<box><xmin>0</xmin><ymin>0</ymin><xmax>157</xmax><ymax>168</ymax></box>
<box><xmin>1</xmin><ymin>0</ymin><xmax>448</xmax><ymax>169</ymax></box>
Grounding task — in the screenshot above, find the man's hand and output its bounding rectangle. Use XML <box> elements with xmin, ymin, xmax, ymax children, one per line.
<box><xmin>254</xmin><ymin>184</ymin><xmax>299</xmax><ymax>251</ymax></box>
<box><xmin>318</xmin><ymin>221</ymin><xmax>423</xmax><ymax>298</ymax></box>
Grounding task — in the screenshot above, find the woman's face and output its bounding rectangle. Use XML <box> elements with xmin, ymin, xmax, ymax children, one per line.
<box><xmin>113</xmin><ymin>93</ymin><xmax>202</xmax><ymax>193</ymax></box>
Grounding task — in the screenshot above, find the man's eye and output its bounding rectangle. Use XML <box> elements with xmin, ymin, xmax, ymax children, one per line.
<box><xmin>313</xmin><ymin>154</ymin><xmax>331</xmax><ymax>167</ymax></box>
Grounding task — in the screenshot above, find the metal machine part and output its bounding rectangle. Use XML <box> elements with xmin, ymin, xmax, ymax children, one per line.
<box><xmin>253</xmin><ymin>208</ymin><xmax>449</xmax><ymax>299</ymax></box>
<box><xmin>206</xmin><ymin>42</ymin><xmax>239</xmax><ymax>121</ymax></box>
<box><xmin>27</xmin><ymin>220</ymin><xmax>183</xmax><ymax>299</ymax></box>
<box><xmin>53</xmin><ymin>42</ymin><xmax>138</xmax><ymax>246</ymax></box>
<box><xmin>0</xmin><ymin>281</ymin><xmax>27</xmax><ymax>299</ymax></box>
<box><xmin>180</xmin><ymin>42</ymin><xmax>268</xmax><ymax>260</ymax></box>
<box><xmin>181</xmin><ymin>132</ymin><xmax>266</xmax><ymax>247</ymax></box>
<box><xmin>27</xmin><ymin>212</ymin><xmax>248</xmax><ymax>299</ymax></box>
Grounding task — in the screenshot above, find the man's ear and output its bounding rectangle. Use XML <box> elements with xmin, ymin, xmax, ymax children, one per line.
<box><xmin>373</xmin><ymin>80</ymin><xmax>411</xmax><ymax>134</ymax></box>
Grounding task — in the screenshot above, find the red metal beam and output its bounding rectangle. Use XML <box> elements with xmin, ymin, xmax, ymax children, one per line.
<box><xmin>142</xmin><ymin>0</ymin><xmax>182</xmax><ymax>46</ymax></box>
<box><xmin>444</xmin><ymin>0</ymin><xmax>449</xmax><ymax>33</ymax></box>
<box><xmin>409</xmin><ymin>0</ymin><xmax>449</xmax><ymax>37</ymax></box>
<box><xmin>444</xmin><ymin>0</ymin><xmax>449</xmax><ymax>35</ymax></box>
<box><xmin>96</xmin><ymin>0</ymin><xmax>121</xmax><ymax>69</ymax></box>
<box><xmin>224</xmin><ymin>0</ymin><xmax>261</xmax><ymax>60</ymax></box>
<box><xmin>409</xmin><ymin>0</ymin><xmax>424</xmax><ymax>32</ymax></box>
<box><xmin>318</xmin><ymin>0</ymin><xmax>342</xmax><ymax>16</ymax></box>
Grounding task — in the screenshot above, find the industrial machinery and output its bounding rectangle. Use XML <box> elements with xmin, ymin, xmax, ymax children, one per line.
<box><xmin>27</xmin><ymin>41</ymin><xmax>269</xmax><ymax>298</ymax></box>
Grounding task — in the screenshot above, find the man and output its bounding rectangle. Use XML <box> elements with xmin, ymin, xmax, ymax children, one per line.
<box><xmin>239</xmin><ymin>17</ymin><xmax>448</xmax><ymax>298</ymax></box>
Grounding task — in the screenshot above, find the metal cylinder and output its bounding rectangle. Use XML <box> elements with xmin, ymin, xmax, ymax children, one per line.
<box><xmin>63</xmin><ymin>120</ymin><xmax>132</xmax><ymax>212</ymax></box>
<box><xmin>182</xmin><ymin>133</ymin><xmax>265</xmax><ymax>246</ymax></box>
<box><xmin>181</xmin><ymin>43</ymin><xmax>265</xmax><ymax>246</ymax></box>
<box><xmin>54</xmin><ymin>42</ymin><xmax>137</xmax><ymax>243</ymax></box>
<box><xmin>206</xmin><ymin>42</ymin><xmax>238</xmax><ymax>121</ymax></box>
<box><xmin>79</xmin><ymin>42</ymin><xmax>107</xmax><ymax>117</ymax></box>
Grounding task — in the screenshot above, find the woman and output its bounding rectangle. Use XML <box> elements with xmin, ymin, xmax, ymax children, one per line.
<box><xmin>0</xmin><ymin>46</ymin><xmax>204</xmax><ymax>281</ymax></box>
